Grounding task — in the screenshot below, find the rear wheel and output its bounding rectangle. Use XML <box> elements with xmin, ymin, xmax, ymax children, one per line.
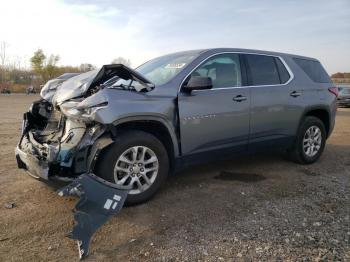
<box><xmin>288</xmin><ymin>116</ymin><xmax>326</xmax><ymax>164</ymax></box>
<box><xmin>95</xmin><ymin>130</ymin><xmax>169</xmax><ymax>205</ymax></box>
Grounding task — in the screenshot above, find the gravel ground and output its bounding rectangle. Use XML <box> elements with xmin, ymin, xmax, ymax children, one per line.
<box><xmin>0</xmin><ymin>94</ymin><xmax>349</xmax><ymax>261</ymax></box>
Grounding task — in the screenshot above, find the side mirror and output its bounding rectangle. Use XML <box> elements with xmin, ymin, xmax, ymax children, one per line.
<box><xmin>184</xmin><ymin>76</ymin><xmax>213</xmax><ymax>92</ymax></box>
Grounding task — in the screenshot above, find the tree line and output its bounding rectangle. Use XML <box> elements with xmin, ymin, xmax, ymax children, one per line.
<box><xmin>0</xmin><ymin>47</ymin><xmax>96</xmax><ymax>92</ymax></box>
<box><xmin>29</xmin><ymin>49</ymin><xmax>96</xmax><ymax>84</ymax></box>
<box><xmin>0</xmin><ymin>43</ymin><xmax>131</xmax><ymax>93</ymax></box>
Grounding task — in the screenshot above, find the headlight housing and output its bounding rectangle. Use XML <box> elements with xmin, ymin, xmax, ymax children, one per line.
<box><xmin>59</xmin><ymin>101</ymin><xmax>108</xmax><ymax>121</ymax></box>
<box><xmin>80</xmin><ymin>102</ymin><xmax>108</xmax><ymax>119</ymax></box>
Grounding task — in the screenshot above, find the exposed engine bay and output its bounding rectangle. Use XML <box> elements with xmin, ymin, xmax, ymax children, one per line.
<box><xmin>16</xmin><ymin>100</ymin><xmax>108</xmax><ymax>180</ymax></box>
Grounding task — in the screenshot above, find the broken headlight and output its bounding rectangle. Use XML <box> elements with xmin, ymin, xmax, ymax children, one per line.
<box><xmin>59</xmin><ymin>101</ymin><xmax>81</xmax><ymax>118</ymax></box>
<box><xmin>80</xmin><ymin>102</ymin><xmax>108</xmax><ymax>119</ymax></box>
<box><xmin>60</xmin><ymin>101</ymin><xmax>108</xmax><ymax>121</ymax></box>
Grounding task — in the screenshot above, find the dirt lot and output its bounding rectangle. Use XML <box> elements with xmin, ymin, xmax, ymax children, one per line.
<box><xmin>0</xmin><ymin>94</ymin><xmax>349</xmax><ymax>261</ymax></box>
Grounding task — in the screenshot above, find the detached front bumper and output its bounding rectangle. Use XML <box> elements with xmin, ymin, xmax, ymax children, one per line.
<box><xmin>58</xmin><ymin>173</ymin><xmax>129</xmax><ymax>259</ymax></box>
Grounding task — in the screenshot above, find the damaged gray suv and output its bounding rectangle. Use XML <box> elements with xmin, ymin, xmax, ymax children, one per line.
<box><xmin>16</xmin><ymin>48</ymin><xmax>337</xmax><ymax>205</ymax></box>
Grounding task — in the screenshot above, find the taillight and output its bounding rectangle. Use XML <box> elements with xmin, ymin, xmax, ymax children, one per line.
<box><xmin>328</xmin><ymin>87</ymin><xmax>338</xmax><ymax>97</ymax></box>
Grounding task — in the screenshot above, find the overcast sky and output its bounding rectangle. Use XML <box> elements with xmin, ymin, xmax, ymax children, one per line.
<box><xmin>0</xmin><ymin>0</ymin><xmax>349</xmax><ymax>73</ymax></box>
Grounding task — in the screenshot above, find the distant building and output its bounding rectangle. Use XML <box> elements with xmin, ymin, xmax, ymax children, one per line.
<box><xmin>332</xmin><ymin>78</ymin><xmax>350</xmax><ymax>84</ymax></box>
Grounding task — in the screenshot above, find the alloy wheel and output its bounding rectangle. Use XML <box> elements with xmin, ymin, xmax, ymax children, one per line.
<box><xmin>113</xmin><ymin>146</ymin><xmax>159</xmax><ymax>194</ymax></box>
<box><xmin>302</xmin><ymin>125</ymin><xmax>322</xmax><ymax>157</ymax></box>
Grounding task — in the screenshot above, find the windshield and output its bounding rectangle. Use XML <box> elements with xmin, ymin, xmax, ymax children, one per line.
<box><xmin>135</xmin><ymin>52</ymin><xmax>200</xmax><ymax>85</ymax></box>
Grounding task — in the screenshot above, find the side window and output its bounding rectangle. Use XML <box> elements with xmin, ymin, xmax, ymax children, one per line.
<box><xmin>275</xmin><ymin>58</ymin><xmax>290</xmax><ymax>84</ymax></box>
<box><xmin>293</xmin><ymin>58</ymin><xmax>330</xmax><ymax>83</ymax></box>
<box><xmin>245</xmin><ymin>54</ymin><xmax>280</xmax><ymax>85</ymax></box>
<box><xmin>190</xmin><ymin>54</ymin><xmax>242</xmax><ymax>89</ymax></box>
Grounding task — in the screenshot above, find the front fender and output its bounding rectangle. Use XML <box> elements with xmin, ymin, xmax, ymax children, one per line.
<box><xmin>112</xmin><ymin>115</ymin><xmax>180</xmax><ymax>157</ymax></box>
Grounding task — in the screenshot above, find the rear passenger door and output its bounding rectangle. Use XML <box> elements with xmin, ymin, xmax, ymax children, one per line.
<box><xmin>243</xmin><ymin>53</ymin><xmax>294</xmax><ymax>150</ymax></box>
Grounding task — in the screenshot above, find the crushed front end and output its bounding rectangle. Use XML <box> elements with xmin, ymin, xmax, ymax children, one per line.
<box><xmin>14</xmin><ymin>64</ymin><xmax>156</xmax><ymax>260</ymax></box>
<box><xmin>15</xmin><ymin>64</ymin><xmax>153</xmax><ymax>182</ymax></box>
<box><xmin>15</xmin><ymin>98</ymin><xmax>111</xmax><ymax>181</ymax></box>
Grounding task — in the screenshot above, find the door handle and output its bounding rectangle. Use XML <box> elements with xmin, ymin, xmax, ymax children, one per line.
<box><xmin>232</xmin><ymin>95</ymin><xmax>247</xmax><ymax>102</ymax></box>
<box><xmin>290</xmin><ymin>91</ymin><xmax>302</xmax><ymax>97</ymax></box>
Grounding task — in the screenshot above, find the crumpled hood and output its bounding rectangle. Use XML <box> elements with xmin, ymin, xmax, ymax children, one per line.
<box><xmin>45</xmin><ymin>64</ymin><xmax>154</xmax><ymax>106</ymax></box>
<box><xmin>52</xmin><ymin>70</ymin><xmax>98</xmax><ymax>105</ymax></box>
<box><xmin>40</xmin><ymin>78</ymin><xmax>65</xmax><ymax>102</ymax></box>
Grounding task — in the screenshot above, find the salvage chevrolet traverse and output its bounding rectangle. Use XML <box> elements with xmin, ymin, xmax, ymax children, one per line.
<box><xmin>15</xmin><ymin>48</ymin><xmax>337</xmax><ymax>205</ymax></box>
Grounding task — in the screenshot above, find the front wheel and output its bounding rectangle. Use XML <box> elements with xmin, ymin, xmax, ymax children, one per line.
<box><xmin>94</xmin><ymin>131</ymin><xmax>169</xmax><ymax>205</ymax></box>
<box><xmin>288</xmin><ymin>116</ymin><xmax>326</xmax><ymax>164</ymax></box>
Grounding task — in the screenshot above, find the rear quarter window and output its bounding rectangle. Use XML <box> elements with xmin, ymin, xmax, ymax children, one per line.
<box><xmin>293</xmin><ymin>58</ymin><xmax>330</xmax><ymax>83</ymax></box>
<box><xmin>275</xmin><ymin>58</ymin><xmax>290</xmax><ymax>84</ymax></box>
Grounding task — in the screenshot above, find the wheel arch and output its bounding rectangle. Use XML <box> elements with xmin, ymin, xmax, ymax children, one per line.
<box><xmin>112</xmin><ymin>116</ymin><xmax>180</xmax><ymax>171</ymax></box>
<box><xmin>301</xmin><ymin>107</ymin><xmax>331</xmax><ymax>137</ymax></box>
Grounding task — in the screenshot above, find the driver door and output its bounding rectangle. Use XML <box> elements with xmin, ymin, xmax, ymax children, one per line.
<box><xmin>178</xmin><ymin>53</ymin><xmax>250</xmax><ymax>156</ymax></box>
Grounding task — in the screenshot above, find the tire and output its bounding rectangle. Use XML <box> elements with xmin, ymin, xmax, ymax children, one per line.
<box><xmin>94</xmin><ymin>130</ymin><xmax>169</xmax><ymax>205</ymax></box>
<box><xmin>288</xmin><ymin>116</ymin><xmax>326</xmax><ymax>164</ymax></box>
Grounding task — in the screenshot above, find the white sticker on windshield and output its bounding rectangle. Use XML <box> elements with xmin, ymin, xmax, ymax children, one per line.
<box><xmin>165</xmin><ymin>63</ymin><xmax>186</xmax><ymax>69</ymax></box>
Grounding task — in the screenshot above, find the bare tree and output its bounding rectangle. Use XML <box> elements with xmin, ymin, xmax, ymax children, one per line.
<box><xmin>111</xmin><ymin>57</ymin><xmax>131</xmax><ymax>67</ymax></box>
<box><xmin>0</xmin><ymin>41</ymin><xmax>9</xmax><ymax>66</ymax></box>
<box><xmin>13</xmin><ymin>55</ymin><xmax>23</xmax><ymax>70</ymax></box>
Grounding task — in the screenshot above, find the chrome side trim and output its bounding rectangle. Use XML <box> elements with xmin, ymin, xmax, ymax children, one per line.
<box><xmin>178</xmin><ymin>51</ymin><xmax>295</xmax><ymax>93</ymax></box>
